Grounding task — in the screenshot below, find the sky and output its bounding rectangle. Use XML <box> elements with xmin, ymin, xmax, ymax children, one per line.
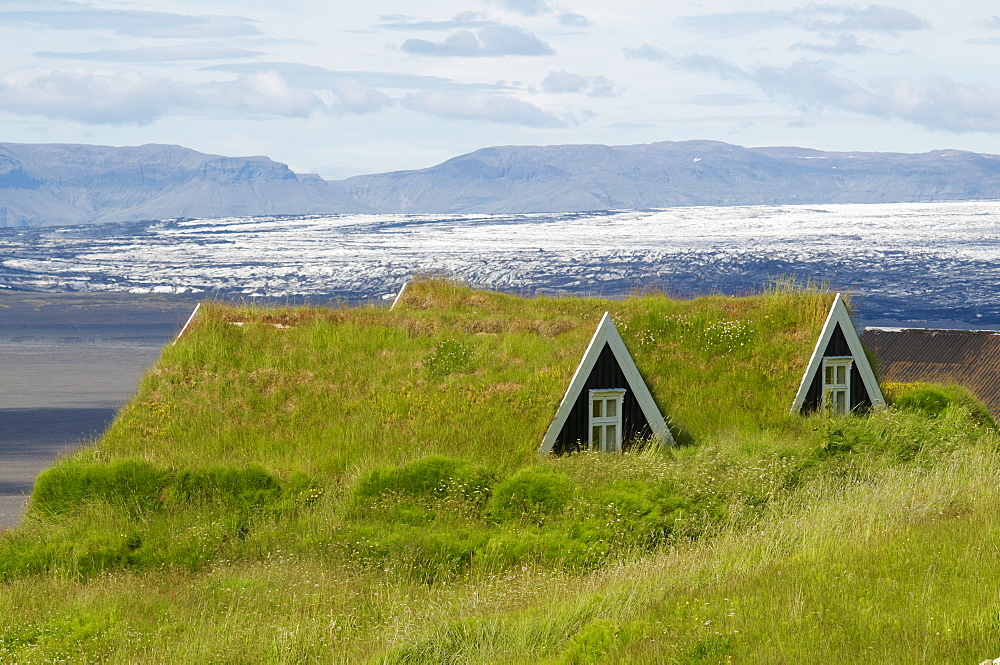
<box><xmin>2</xmin><ymin>1</ymin><xmax>1000</xmax><ymax>178</ymax></box>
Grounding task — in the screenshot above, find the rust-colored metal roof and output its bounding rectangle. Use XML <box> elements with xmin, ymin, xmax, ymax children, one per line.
<box><xmin>859</xmin><ymin>327</ymin><xmax>1000</xmax><ymax>417</ymax></box>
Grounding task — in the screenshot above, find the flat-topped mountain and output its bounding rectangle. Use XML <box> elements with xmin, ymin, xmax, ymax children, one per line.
<box><xmin>0</xmin><ymin>143</ymin><xmax>368</xmax><ymax>227</ymax></box>
<box><xmin>341</xmin><ymin>140</ymin><xmax>1000</xmax><ymax>213</ymax></box>
<box><xmin>6</xmin><ymin>139</ymin><xmax>1000</xmax><ymax>225</ymax></box>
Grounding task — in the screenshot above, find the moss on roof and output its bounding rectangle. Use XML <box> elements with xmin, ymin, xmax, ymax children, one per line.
<box><xmin>99</xmin><ymin>277</ymin><xmax>834</xmax><ymax>477</ymax></box>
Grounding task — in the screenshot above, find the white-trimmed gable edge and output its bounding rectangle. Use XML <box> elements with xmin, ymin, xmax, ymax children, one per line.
<box><xmin>790</xmin><ymin>293</ymin><xmax>886</xmax><ymax>414</ymax></box>
<box><xmin>389</xmin><ymin>280</ymin><xmax>409</xmax><ymax>311</ymax></box>
<box><xmin>539</xmin><ymin>312</ymin><xmax>674</xmax><ymax>453</ymax></box>
<box><xmin>172</xmin><ymin>302</ymin><xmax>201</xmax><ymax>346</ymax></box>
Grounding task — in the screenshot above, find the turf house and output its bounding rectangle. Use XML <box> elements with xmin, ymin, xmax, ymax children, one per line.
<box><xmin>139</xmin><ymin>277</ymin><xmax>887</xmax><ymax>465</ymax></box>
<box><xmin>790</xmin><ymin>293</ymin><xmax>886</xmax><ymax>416</ymax></box>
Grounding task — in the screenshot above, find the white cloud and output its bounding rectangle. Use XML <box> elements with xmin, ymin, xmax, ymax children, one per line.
<box><xmin>791</xmin><ymin>34</ymin><xmax>871</xmax><ymax>54</ymax></box>
<box><xmin>541</xmin><ymin>70</ymin><xmax>619</xmax><ymax>97</ymax></box>
<box><xmin>622</xmin><ymin>43</ymin><xmax>668</xmax><ymax>61</ymax></box>
<box><xmin>401</xmin><ymin>91</ymin><xmax>567</xmax><ymax>127</ymax></box>
<box><xmin>680</xmin><ymin>4</ymin><xmax>929</xmax><ymax>37</ymax></box>
<box><xmin>802</xmin><ymin>4</ymin><xmax>929</xmax><ymax>33</ymax></box>
<box><xmin>758</xmin><ymin>64</ymin><xmax>1000</xmax><ymax>133</ymax></box>
<box><xmin>0</xmin><ymin>7</ymin><xmax>260</xmax><ymax>38</ymax></box>
<box><xmin>203</xmin><ymin>62</ymin><xmax>514</xmax><ymax>93</ymax></box>
<box><xmin>207</xmin><ymin>71</ymin><xmax>325</xmax><ymax>118</ymax></box>
<box><xmin>558</xmin><ymin>13</ymin><xmax>591</xmax><ymax>27</ymax></box>
<box><xmin>401</xmin><ymin>25</ymin><xmax>554</xmax><ymax>57</ymax></box>
<box><xmin>377</xmin><ymin>13</ymin><xmax>495</xmax><ymax>31</ymax></box>
<box><xmin>672</xmin><ymin>56</ymin><xmax>1000</xmax><ymax>134</ymax></box>
<box><xmin>689</xmin><ymin>93</ymin><xmax>757</xmax><ymax>106</ymax></box>
<box><xmin>35</xmin><ymin>45</ymin><xmax>264</xmax><ymax>63</ymax></box>
<box><xmin>671</xmin><ymin>54</ymin><xmax>745</xmax><ymax>80</ymax></box>
<box><xmin>0</xmin><ymin>67</ymin><xmax>186</xmax><ymax>124</ymax></box>
<box><xmin>0</xmin><ymin>67</ymin><xmax>389</xmax><ymax>125</ymax></box>
<box><xmin>492</xmin><ymin>0</ymin><xmax>551</xmax><ymax>17</ymax></box>
<box><xmin>589</xmin><ymin>80</ymin><xmax>617</xmax><ymax>97</ymax></box>
<box><xmin>542</xmin><ymin>70</ymin><xmax>587</xmax><ymax>93</ymax></box>
<box><xmin>327</xmin><ymin>79</ymin><xmax>395</xmax><ymax>115</ymax></box>
<box><xmin>0</xmin><ymin>64</ymin><xmax>559</xmax><ymax>130</ymax></box>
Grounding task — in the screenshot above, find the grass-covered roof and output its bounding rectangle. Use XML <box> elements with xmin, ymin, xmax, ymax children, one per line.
<box><xmin>102</xmin><ymin>277</ymin><xmax>835</xmax><ymax>476</ymax></box>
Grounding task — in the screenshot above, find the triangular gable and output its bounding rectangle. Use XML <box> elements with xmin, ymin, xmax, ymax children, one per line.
<box><xmin>791</xmin><ymin>293</ymin><xmax>886</xmax><ymax>414</ymax></box>
<box><xmin>539</xmin><ymin>312</ymin><xmax>673</xmax><ymax>453</ymax></box>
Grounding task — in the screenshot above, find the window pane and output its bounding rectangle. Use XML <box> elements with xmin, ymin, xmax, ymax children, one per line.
<box><xmin>592</xmin><ymin>399</ymin><xmax>602</xmax><ymax>418</ymax></box>
<box><xmin>592</xmin><ymin>426</ymin><xmax>602</xmax><ymax>446</ymax></box>
<box><xmin>825</xmin><ymin>366</ymin><xmax>834</xmax><ymax>384</ymax></box>
<box><xmin>836</xmin><ymin>365</ymin><xmax>846</xmax><ymax>385</ymax></box>
<box><xmin>606</xmin><ymin>399</ymin><xmax>617</xmax><ymax>417</ymax></box>
<box><xmin>606</xmin><ymin>425</ymin><xmax>616</xmax><ymax>450</ymax></box>
<box><xmin>835</xmin><ymin>390</ymin><xmax>847</xmax><ymax>413</ymax></box>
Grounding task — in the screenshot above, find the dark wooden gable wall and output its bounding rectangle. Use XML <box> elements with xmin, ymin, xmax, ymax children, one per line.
<box><xmin>801</xmin><ymin>322</ymin><xmax>875</xmax><ymax>413</ymax></box>
<box><xmin>552</xmin><ymin>342</ymin><xmax>653</xmax><ymax>454</ymax></box>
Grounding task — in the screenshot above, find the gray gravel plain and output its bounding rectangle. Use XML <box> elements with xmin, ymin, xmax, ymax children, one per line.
<box><xmin>0</xmin><ymin>292</ymin><xmax>198</xmax><ymax>528</ymax></box>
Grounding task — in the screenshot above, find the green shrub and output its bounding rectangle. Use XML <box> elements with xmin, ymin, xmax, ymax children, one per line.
<box><xmin>31</xmin><ymin>459</ymin><xmax>169</xmax><ymax>516</ymax></box>
<box><xmin>486</xmin><ymin>466</ymin><xmax>576</xmax><ymax>524</ymax></box>
<box><xmin>893</xmin><ymin>383</ymin><xmax>996</xmax><ymax>429</ymax></box>
<box><xmin>895</xmin><ymin>384</ymin><xmax>955</xmax><ymax>417</ymax></box>
<box><xmin>477</xmin><ymin>530</ymin><xmax>602</xmax><ymax>571</ymax></box>
<box><xmin>565</xmin><ymin>481</ymin><xmax>722</xmax><ymax>553</ymax></box>
<box><xmin>0</xmin><ymin>530</ymin><xmax>64</xmax><ymax>580</ymax></box>
<box><xmin>10</xmin><ymin>463</ymin><xmax>320</xmax><ymax>580</ymax></box>
<box><xmin>168</xmin><ymin>465</ymin><xmax>282</xmax><ymax>510</ymax></box>
<box><xmin>353</xmin><ymin>455</ymin><xmax>491</xmax><ymax>503</ymax></box>
<box><xmin>818</xmin><ymin>395</ymin><xmax>993</xmax><ymax>464</ymax></box>
<box><xmin>33</xmin><ymin>461</ymin><xmax>291</xmax><ymax>517</ymax></box>
<box><xmin>0</xmin><ymin>609</ymin><xmax>118</xmax><ymax>662</ymax></box>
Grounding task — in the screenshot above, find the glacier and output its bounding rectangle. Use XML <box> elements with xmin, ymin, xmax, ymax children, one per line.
<box><xmin>1</xmin><ymin>200</ymin><xmax>999</xmax><ymax>325</ymax></box>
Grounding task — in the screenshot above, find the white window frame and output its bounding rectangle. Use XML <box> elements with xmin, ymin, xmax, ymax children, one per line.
<box><xmin>588</xmin><ymin>389</ymin><xmax>626</xmax><ymax>452</ymax></box>
<box><xmin>822</xmin><ymin>357</ymin><xmax>853</xmax><ymax>414</ymax></box>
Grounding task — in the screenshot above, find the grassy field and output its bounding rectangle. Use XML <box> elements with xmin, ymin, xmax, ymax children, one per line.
<box><xmin>1</xmin><ymin>278</ymin><xmax>998</xmax><ymax>663</ymax></box>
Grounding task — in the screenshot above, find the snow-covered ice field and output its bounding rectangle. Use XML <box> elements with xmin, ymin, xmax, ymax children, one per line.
<box><xmin>2</xmin><ymin>200</ymin><xmax>999</xmax><ymax>324</ymax></box>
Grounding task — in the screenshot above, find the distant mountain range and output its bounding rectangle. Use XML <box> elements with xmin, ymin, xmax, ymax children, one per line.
<box><xmin>0</xmin><ymin>143</ymin><xmax>368</xmax><ymax>227</ymax></box>
<box><xmin>5</xmin><ymin>140</ymin><xmax>1000</xmax><ymax>226</ymax></box>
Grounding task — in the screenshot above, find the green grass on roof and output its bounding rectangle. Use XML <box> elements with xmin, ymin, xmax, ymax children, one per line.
<box><xmin>96</xmin><ymin>277</ymin><xmax>833</xmax><ymax>476</ymax></box>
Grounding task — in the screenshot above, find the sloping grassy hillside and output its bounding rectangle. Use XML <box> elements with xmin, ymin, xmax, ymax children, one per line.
<box><xmin>2</xmin><ymin>278</ymin><xmax>998</xmax><ymax>663</ymax></box>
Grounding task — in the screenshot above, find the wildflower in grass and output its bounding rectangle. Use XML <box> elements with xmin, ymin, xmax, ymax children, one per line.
<box><xmin>424</xmin><ymin>338</ymin><xmax>475</xmax><ymax>375</ymax></box>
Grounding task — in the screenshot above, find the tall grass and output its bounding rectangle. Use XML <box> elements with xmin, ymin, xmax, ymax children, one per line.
<box><xmin>2</xmin><ymin>277</ymin><xmax>997</xmax><ymax>662</ymax></box>
<box><xmin>3</xmin><ymin>412</ymin><xmax>997</xmax><ymax>662</ymax></box>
